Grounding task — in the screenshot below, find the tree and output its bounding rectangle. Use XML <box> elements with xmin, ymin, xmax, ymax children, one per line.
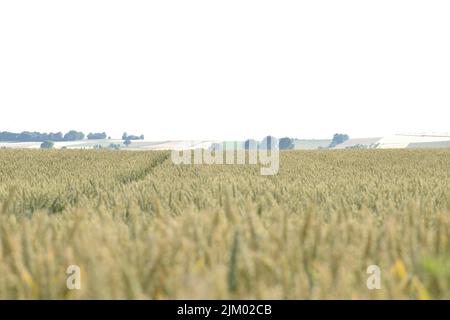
<box><xmin>123</xmin><ymin>133</ymin><xmax>143</xmax><ymax>140</ymax></box>
<box><xmin>63</xmin><ymin>130</ymin><xmax>85</xmax><ymax>141</ymax></box>
<box><xmin>123</xmin><ymin>139</ymin><xmax>132</xmax><ymax>147</ymax></box>
<box><xmin>40</xmin><ymin>141</ymin><xmax>54</xmax><ymax>149</ymax></box>
<box><xmin>48</xmin><ymin>132</ymin><xmax>64</xmax><ymax>141</ymax></box>
<box><xmin>87</xmin><ymin>132</ymin><xmax>107</xmax><ymax>140</ymax></box>
<box><xmin>329</xmin><ymin>133</ymin><xmax>350</xmax><ymax>148</ymax></box>
<box><xmin>279</xmin><ymin>137</ymin><xmax>295</xmax><ymax>150</ymax></box>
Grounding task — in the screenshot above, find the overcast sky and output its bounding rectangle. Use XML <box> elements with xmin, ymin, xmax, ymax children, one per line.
<box><xmin>0</xmin><ymin>1</ymin><xmax>449</xmax><ymax>140</ymax></box>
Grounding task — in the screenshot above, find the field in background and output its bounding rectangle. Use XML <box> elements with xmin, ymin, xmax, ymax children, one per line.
<box><xmin>0</xmin><ymin>140</ymin><xmax>215</xmax><ymax>150</ymax></box>
<box><xmin>0</xmin><ymin>149</ymin><xmax>449</xmax><ymax>299</ymax></box>
<box><xmin>1</xmin><ymin>134</ymin><xmax>450</xmax><ymax>151</ymax></box>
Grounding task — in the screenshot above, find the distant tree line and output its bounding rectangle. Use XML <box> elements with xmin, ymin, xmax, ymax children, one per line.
<box><xmin>122</xmin><ymin>132</ymin><xmax>144</xmax><ymax>148</ymax></box>
<box><xmin>122</xmin><ymin>133</ymin><xmax>144</xmax><ymax>141</ymax></box>
<box><xmin>3</xmin><ymin>129</ymin><xmax>350</xmax><ymax>150</ymax></box>
<box><xmin>87</xmin><ymin>132</ymin><xmax>108</xmax><ymax>140</ymax></box>
<box><xmin>0</xmin><ymin>130</ymin><xmax>84</xmax><ymax>142</ymax></box>
<box><xmin>0</xmin><ymin>130</ymin><xmax>111</xmax><ymax>142</ymax></box>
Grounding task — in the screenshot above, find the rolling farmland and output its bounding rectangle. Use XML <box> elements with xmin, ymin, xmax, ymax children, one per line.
<box><xmin>0</xmin><ymin>149</ymin><xmax>449</xmax><ymax>299</ymax></box>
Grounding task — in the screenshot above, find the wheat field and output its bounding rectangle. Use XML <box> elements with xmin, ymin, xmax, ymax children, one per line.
<box><xmin>0</xmin><ymin>149</ymin><xmax>449</xmax><ymax>299</ymax></box>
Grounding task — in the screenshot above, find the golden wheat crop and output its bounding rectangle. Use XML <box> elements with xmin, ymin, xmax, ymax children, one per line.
<box><xmin>0</xmin><ymin>149</ymin><xmax>449</xmax><ymax>299</ymax></box>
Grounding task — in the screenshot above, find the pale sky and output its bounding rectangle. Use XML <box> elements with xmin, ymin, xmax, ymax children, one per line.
<box><xmin>0</xmin><ymin>1</ymin><xmax>449</xmax><ymax>140</ymax></box>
